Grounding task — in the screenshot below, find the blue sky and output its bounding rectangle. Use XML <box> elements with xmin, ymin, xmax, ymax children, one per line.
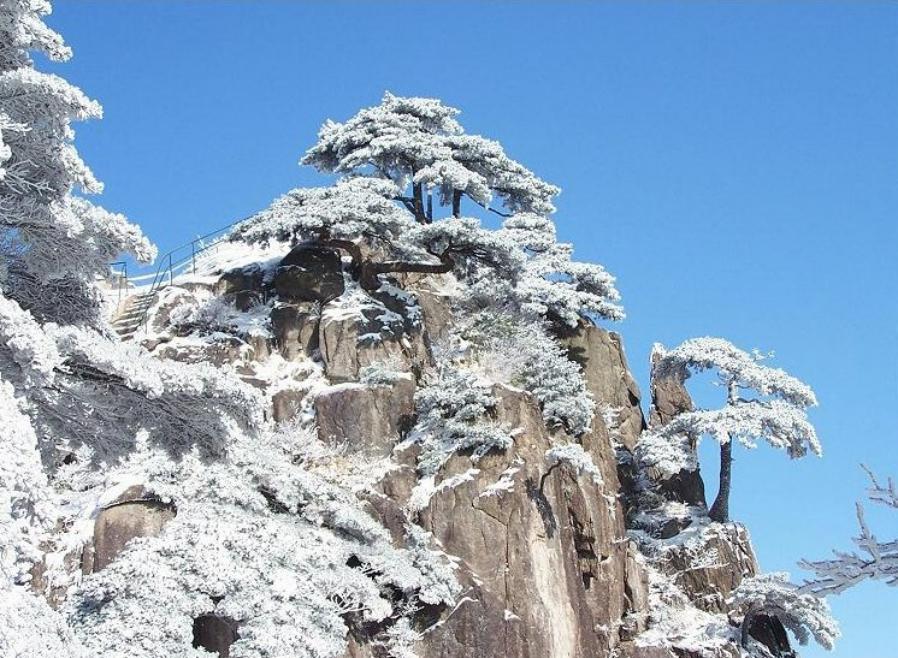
<box><xmin>47</xmin><ymin>2</ymin><xmax>897</xmax><ymax>655</ymax></box>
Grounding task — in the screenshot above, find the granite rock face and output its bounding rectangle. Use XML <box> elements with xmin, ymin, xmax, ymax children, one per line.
<box><xmin>318</xmin><ymin>309</ymin><xmax>430</xmax><ymax>382</ymax></box>
<box><xmin>370</xmin><ymin>385</ymin><xmax>648</xmax><ymax>658</ymax></box>
<box><xmin>561</xmin><ymin>324</ymin><xmax>646</xmax><ymax>451</ymax></box>
<box><xmin>314</xmin><ymin>377</ymin><xmax>416</xmax><ymax>458</ymax></box>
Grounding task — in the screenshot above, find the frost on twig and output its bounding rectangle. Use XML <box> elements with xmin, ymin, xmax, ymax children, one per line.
<box><xmin>801</xmin><ymin>467</ymin><xmax>898</xmax><ymax>596</ymax></box>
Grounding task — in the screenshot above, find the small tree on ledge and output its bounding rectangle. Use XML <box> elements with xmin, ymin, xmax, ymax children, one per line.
<box><xmin>644</xmin><ymin>337</ymin><xmax>820</xmax><ymax>523</ymax></box>
<box><xmin>730</xmin><ymin>572</ymin><xmax>839</xmax><ymax>653</ymax></box>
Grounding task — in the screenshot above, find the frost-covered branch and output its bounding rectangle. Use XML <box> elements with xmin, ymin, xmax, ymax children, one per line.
<box><xmin>800</xmin><ymin>468</ymin><xmax>898</xmax><ymax>596</ymax></box>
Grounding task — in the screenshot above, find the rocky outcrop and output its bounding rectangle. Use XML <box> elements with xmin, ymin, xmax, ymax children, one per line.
<box><xmin>646</xmin><ymin>351</ymin><xmax>707</xmax><ymax>507</ymax></box>
<box><xmin>314</xmin><ymin>378</ymin><xmax>415</xmax><ymax>457</ymax></box>
<box><xmin>121</xmin><ymin>246</ymin><xmax>787</xmax><ymax>658</ymax></box>
<box><xmin>368</xmin><ymin>385</ymin><xmax>649</xmax><ymax>658</ymax></box>
<box><xmin>561</xmin><ymin>324</ymin><xmax>645</xmax><ymax>451</ymax></box>
<box><xmin>216</xmin><ymin>263</ymin><xmax>265</xmax><ymax>311</ymax></box>
<box><xmin>657</xmin><ymin>523</ymin><xmax>758</xmax><ymax>614</ymax></box>
<box><xmin>318</xmin><ymin>310</ymin><xmax>429</xmax><ymax>382</ymax></box>
<box><xmin>82</xmin><ymin>485</ymin><xmax>176</xmax><ymax>574</ymax></box>
<box><xmin>270</xmin><ymin>302</ymin><xmax>319</xmax><ymax>361</ymax></box>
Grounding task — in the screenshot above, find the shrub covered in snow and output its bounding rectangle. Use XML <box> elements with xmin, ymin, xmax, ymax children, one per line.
<box><xmin>410</xmin><ymin>366</ymin><xmax>515</xmax><ymax>477</ymax></box>
<box><xmin>730</xmin><ymin>573</ymin><xmax>839</xmax><ymax>651</ymax></box>
<box><xmin>543</xmin><ymin>443</ymin><xmax>602</xmax><ymax>487</ymax></box>
<box><xmin>461</xmin><ymin>310</ymin><xmax>594</xmax><ymax>435</ymax></box>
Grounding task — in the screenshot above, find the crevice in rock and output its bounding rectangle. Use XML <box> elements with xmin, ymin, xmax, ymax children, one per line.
<box><xmin>526</xmin><ymin>476</ymin><xmax>557</xmax><ymax>539</ymax></box>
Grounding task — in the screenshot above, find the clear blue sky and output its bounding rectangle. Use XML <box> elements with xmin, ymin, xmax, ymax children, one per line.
<box><xmin>47</xmin><ymin>2</ymin><xmax>896</xmax><ymax>655</ymax></box>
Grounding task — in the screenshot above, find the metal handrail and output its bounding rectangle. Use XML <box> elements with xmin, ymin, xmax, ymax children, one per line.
<box><xmin>108</xmin><ymin>260</ymin><xmax>129</xmax><ymax>313</ymax></box>
<box><xmin>122</xmin><ymin>217</ymin><xmax>250</xmax><ymax>334</ymax></box>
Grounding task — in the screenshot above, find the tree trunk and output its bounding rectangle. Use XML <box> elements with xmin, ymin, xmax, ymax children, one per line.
<box><xmin>709</xmin><ymin>438</ymin><xmax>732</xmax><ymax>523</ymax></box>
<box><xmin>413</xmin><ymin>182</ymin><xmax>425</xmax><ymax>223</ymax></box>
<box><xmin>426</xmin><ymin>190</ymin><xmax>433</xmax><ymax>222</ymax></box>
<box><xmin>452</xmin><ymin>189</ymin><xmax>462</xmax><ymax>217</ymax></box>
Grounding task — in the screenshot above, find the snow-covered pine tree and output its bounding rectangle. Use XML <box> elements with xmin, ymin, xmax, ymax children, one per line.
<box><xmin>0</xmin><ymin>0</ymin><xmax>155</xmax><ymax>326</ymax></box>
<box><xmin>302</xmin><ymin>92</ymin><xmax>558</xmax><ymax>223</ymax></box>
<box><xmin>233</xmin><ymin>93</ymin><xmax>622</xmax><ymax>327</ymax></box>
<box><xmin>641</xmin><ymin>338</ymin><xmax>820</xmax><ymax>523</ymax></box>
<box><xmin>801</xmin><ymin>467</ymin><xmax>898</xmax><ymax>596</ymax></box>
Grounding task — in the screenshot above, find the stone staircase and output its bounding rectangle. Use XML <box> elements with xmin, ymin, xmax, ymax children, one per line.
<box><xmin>111</xmin><ymin>291</ymin><xmax>156</xmax><ymax>340</ymax></box>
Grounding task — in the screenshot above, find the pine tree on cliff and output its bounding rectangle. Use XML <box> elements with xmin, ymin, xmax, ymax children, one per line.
<box><xmin>801</xmin><ymin>467</ymin><xmax>898</xmax><ymax>596</ymax></box>
<box><xmin>642</xmin><ymin>337</ymin><xmax>820</xmax><ymax>523</ymax></box>
<box><xmin>232</xmin><ymin>93</ymin><xmax>623</xmax><ymax>327</ymax></box>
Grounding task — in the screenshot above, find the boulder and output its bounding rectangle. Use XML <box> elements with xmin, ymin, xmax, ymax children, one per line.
<box><xmin>314</xmin><ymin>378</ymin><xmax>415</xmax><ymax>458</ymax></box>
<box><xmin>215</xmin><ymin>263</ymin><xmax>263</xmax><ymax>295</ymax></box>
<box><xmin>273</xmin><ymin>244</ymin><xmax>344</xmax><ymax>303</ymax></box>
<box><xmin>83</xmin><ymin>485</ymin><xmax>176</xmax><ymax>573</ymax></box>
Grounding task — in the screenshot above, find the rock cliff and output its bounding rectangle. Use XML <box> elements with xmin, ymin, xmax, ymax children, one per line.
<box><xmin>62</xmin><ymin>240</ymin><xmax>795</xmax><ymax>658</ymax></box>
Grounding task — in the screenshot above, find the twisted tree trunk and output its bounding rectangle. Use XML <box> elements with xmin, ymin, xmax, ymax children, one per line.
<box><xmin>316</xmin><ymin>236</ymin><xmax>454</xmax><ymax>293</ymax></box>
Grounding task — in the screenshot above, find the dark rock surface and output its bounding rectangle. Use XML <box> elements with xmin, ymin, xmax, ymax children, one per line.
<box><xmin>193</xmin><ymin>613</ymin><xmax>240</xmax><ymax>657</ymax></box>
<box><xmin>273</xmin><ymin>244</ymin><xmax>344</xmax><ymax>303</ymax></box>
